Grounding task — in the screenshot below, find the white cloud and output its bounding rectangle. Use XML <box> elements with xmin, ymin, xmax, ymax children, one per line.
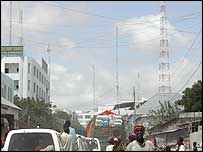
<box><xmin>116</xmin><ymin>14</ymin><xmax>194</xmax><ymax>55</ymax></box>
<box><xmin>1</xmin><ymin>2</ymin><xmax>201</xmax><ymax>111</ymax></box>
<box><xmin>1</xmin><ymin>1</ymin><xmax>89</xmax><ymax>45</ymax></box>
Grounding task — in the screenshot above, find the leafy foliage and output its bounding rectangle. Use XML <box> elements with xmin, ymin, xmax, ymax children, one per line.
<box><xmin>14</xmin><ymin>98</ymin><xmax>86</xmax><ymax>134</ymax></box>
<box><xmin>176</xmin><ymin>80</ymin><xmax>202</xmax><ymax>112</ymax></box>
<box><xmin>15</xmin><ymin>98</ymin><xmax>55</xmax><ymax>129</ymax></box>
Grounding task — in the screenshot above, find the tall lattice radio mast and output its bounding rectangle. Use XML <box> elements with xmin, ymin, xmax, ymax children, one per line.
<box><xmin>159</xmin><ymin>1</ymin><xmax>171</xmax><ymax>93</ymax></box>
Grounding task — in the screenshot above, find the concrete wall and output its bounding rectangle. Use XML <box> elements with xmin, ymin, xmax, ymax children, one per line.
<box><xmin>189</xmin><ymin>130</ymin><xmax>202</xmax><ymax>150</ymax></box>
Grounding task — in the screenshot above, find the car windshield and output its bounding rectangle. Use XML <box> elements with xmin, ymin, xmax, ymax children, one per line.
<box><xmin>8</xmin><ymin>133</ymin><xmax>55</xmax><ymax>151</ymax></box>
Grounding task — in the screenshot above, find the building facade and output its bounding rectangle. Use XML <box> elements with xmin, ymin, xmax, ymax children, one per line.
<box><xmin>1</xmin><ymin>72</ymin><xmax>21</xmax><ymax>129</ymax></box>
<box><xmin>1</xmin><ymin>72</ymin><xmax>14</xmax><ymax>103</ymax></box>
<box><xmin>76</xmin><ymin>111</ymin><xmax>97</xmax><ymax>129</ymax></box>
<box><xmin>1</xmin><ymin>56</ymin><xmax>50</xmax><ymax>102</ymax></box>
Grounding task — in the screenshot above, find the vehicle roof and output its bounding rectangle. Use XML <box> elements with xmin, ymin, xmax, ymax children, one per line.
<box><xmin>8</xmin><ymin>128</ymin><xmax>59</xmax><ymax>134</ymax></box>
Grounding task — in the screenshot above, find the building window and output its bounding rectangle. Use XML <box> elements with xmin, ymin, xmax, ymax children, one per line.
<box><xmin>42</xmin><ymin>75</ymin><xmax>43</xmax><ymax>84</ymax></box>
<box><xmin>85</xmin><ymin>115</ymin><xmax>91</xmax><ymax>119</ymax></box>
<box><xmin>39</xmin><ymin>72</ymin><xmax>41</xmax><ymax>81</ymax></box>
<box><xmin>14</xmin><ymin>80</ymin><xmax>19</xmax><ymax>91</ymax></box>
<box><xmin>34</xmin><ymin>66</ymin><xmax>36</xmax><ymax>76</ymax></box>
<box><xmin>28</xmin><ymin>80</ymin><xmax>30</xmax><ymax>91</ymax></box>
<box><xmin>8</xmin><ymin>87</ymin><xmax>10</xmax><ymax>100</ymax></box>
<box><xmin>5</xmin><ymin>68</ymin><xmax>9</xmax><ymax>73</ymax></box>
<box><xmin>1</xmin><ymin>88</ymin><xmax>3</xmax><ymax>96</ymax></box>
<box><xmin>36</xmin><ymin>85</ymin><xmax>38</xmax><ymax>97</ymax></box>
<box><xmin>44</xmin><ymin>77</ymin><xmax>46</xmax><ymax>86</ymax></box>
<box><xmin>28</xmin><ymin>63</ymin><xmax>31</xmax><ymax>74</ymax></box>
<box><xmin>4</xmin><ymin>85</ymin><xmax>6</xmax><ymax>98</ymax></box>
<box><xmin>39</xmin><ymin>88</ymin><xmax>41</xmax><ymax>98</ymax></box>
<box><xmin>10</xmin><ymin>89</ymin><xmax>12</xmax><ymax>102</ymax></box>
<box><xmin>5</xmin><ymin>63</ymin><xmax>19</xmax><ymax>73</ymax></box>
<box><xmin>37</xmin><ymin>69</ymin><xmax>39</xmax><ymax>79</ymax></box>
<box><xmin>34</xmin><ymin>83</ymin><xmax>36</xmax><ymax>93</ymax></box>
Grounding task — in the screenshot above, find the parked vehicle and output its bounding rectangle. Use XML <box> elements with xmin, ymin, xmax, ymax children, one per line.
<box><xmin>2</xmin><ymin>129</ymin><xmax>64</xmax><ymax>151</ymax></box>
<box><xmin>76</xmin><ymin>134</ymin><xmax>101</xmax><ymax>151</ymax></box>
<box><xmin>87</xmin><ymin>115</ymin><xmax>126</xmax><ymax>151</ymax></box>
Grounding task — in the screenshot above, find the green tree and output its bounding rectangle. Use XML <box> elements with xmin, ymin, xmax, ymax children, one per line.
<box><xmin>176</xmin><ymin>80</ymin><xmax>202</xmax><ymax>112</ymax></box>
<box><xmin>15</xmin><ymin>98</ymin><xmax>55</xmax><ymax>129</ymax></box>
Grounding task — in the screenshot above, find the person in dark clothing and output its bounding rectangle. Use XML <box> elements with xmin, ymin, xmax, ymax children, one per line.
<box><xmin>112</xmin><ymin>137</ymin><xmax>127</xmax><ymax>151</ymax></box>
<box><xmin>165</xmin><ymin>145</ymin><xmax>171</xmax><ymax>151</ymax></box>
<box><xmin>193</xmin><ymin>142</ymin><xmax>198</xmax><ymax>151</ymax></box>
<box><xmin>176</xmin><ymin>137</ymin><xmax>185</xmax><ymax>151</ymax></box>
<box><xmin>128</xmin><ymin>134</ymin><xmax>136</xmax><ymax>143</ymax></box>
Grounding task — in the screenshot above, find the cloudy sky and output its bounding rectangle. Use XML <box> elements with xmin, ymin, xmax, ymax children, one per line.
<box><xmin>1</xmin><ymin>1</ymin><xmax>202</xmax><ymax>111</ymax></box>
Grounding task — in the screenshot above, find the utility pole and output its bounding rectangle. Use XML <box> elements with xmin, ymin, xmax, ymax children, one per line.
<box><xmin>116</xmin><ymin>26</ymin><xmax>120</xmax><ymax>115</ymax></box>
<box><xmin>92</xmin><ymin>64</ymin><xmax>97</xmax><ymax>112</ymax></box>
<box><xmin>137</xmin><ymin>72</ymin><xmax>140</xmax><ymax>101</ymax></box>
<box><xmin>133</xmin><ymin>86</ymin><xmax>136</xmax><ymax>122</ymax></box>
<box><xmin>47</xmin><ymin>44</ymin><xmax>51</xmax><ymax>103</ymax></box>
<box><xmin>9</xmin><ymin>1</ymin><xmax>12</xmax><ymax>46</ymax></box>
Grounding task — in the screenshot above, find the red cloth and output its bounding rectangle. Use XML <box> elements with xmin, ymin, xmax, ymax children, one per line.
<box><xmin>87</xmin><ymin>120</ymin><xmax>93</xmax><ymax>137</ymax></box>
<box><xmin>99</xmin><ymin>110</ymin><xmax>116</xmax><ymax>115</ymax></box>
<box><xmin>134</xmin><ymin>124</ymin><xmax>145</xmax><ymax>133</ymax></box>
<box><xmin>129</xmin><ymin>134</ymin><xmax>137</xmax><ymax>141</ymax></box>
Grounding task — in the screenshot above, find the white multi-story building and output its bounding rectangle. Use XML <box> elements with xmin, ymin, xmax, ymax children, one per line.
<box><xmin>1</xmin><ymin>56</ymin><xmax>50</xmax><ymax>102</ymax></box>
<box><xmin>1</xmin><ymin>72</ymin><xmax>14</xmax><ymax>102</ymax></box>
<box><xmin>1</xmin><ymin>72</ymin><xmax>21</xmax><ymax>129</ymax></box>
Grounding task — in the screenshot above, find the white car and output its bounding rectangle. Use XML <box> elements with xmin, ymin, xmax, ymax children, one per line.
<box><xmin>2</xmin><ymin>128</ymin><xmax>64</xmax><ymax>151</ymax></box>
<box><xmin>76</xmin><ymin>134</ymin><xmax>101</xmax><ymax>151</ymax></box>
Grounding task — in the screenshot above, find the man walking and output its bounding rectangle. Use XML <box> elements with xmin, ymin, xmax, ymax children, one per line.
<box><xmin>125</xmin><ymin>124</ymin><xmax>154</xmax><ymax>151</ymax></box>
<box><xmin>64</xmin><ymin>120</ymin><xmax>78</xmax><ymax>150</ymax></box>
<box><xmin>61</xmin><ymin>122</ymin><xmax>73</xmax><ymax>151</ymax></box>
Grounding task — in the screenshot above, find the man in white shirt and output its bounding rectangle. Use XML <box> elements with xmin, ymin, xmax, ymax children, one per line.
<box><xmin>106</xmin><ymin>137</ymin><xmax>114</xmax><ymax>151</ymax></box>
<box><xmin>176</xmin><ymin>137</ymin><xmax>186</xmax><ymax>151</ymax></box>
<box><xmin>61</xmin><ymin>123</ymin><xmax>73</xmax><ymax>151</ymax></box>
<box><xmin>64</xmin><ymin>120</ymin><xmax>78</xmax><ymax>151</ymax></box>
<box><xmin>125</xmin><ymin>124</ymin><xmax>154</xmax><ymax>151</ymax></box>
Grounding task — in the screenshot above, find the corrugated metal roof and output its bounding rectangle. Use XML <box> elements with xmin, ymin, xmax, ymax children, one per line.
<box><xmin>1</xmin><ymin>97</ymin><xmax>22</xmax><ymax>110</ymax></box>
<box><xmin>136</xmin><ymin>93</ymin><xmax>182</xmax><ymax>115</ymax></box>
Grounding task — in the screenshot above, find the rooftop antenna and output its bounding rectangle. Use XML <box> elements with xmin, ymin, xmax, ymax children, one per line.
<box><xmin>137</xmin><ymin>72</ymin><xmax>140</xmax><ymax>101</ymax></box>
<box><xmin>133</xmin><ymin>86</ymin><xmax>136</xmax><ymax>121</ymax></box>
<box><xmin>18</xmin><ymin>2</ymin><xmax>23</xmax><ymax>46</ymax></box>
<box><xmin>159</xmin><ymin>1</ymin><xmax>171</xmax><ymax>94</ymax></box>
<box><xmin>92</xmin><ymin>64</ymin><xmax>97</xmax><ymax>112</ymax></box>
<box><xmin>47</xmin><ymin>44</ymin><xmax>51</xmax><ymax>103</ymax></box>
<box><xmin>9</xmin><ymin>1</ymin><xmax>12</xmax><ymax>46</ymax></box>
<box><xmin>116</xmin><ymin>26</ymin><xmax>120</xmax><ymax>115</ymax></box>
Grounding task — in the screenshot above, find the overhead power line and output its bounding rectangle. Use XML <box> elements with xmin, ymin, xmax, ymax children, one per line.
<box><xmin>168</xmin><ymin>61</ymin><xmax>202</xmax><ymax>102</ymax></box>
<box><xmin>172</xmin><ymin>29</ymin><xmax>202</xmax><ymax>76</ymax></box>
<box><xmin>40</xmin><ymin>1</ymin><xmax>124</xmax><ymax>22</ymax></box>
<box><xmin>152</xmin><ymin>60</ymin><xmax>202</xmax><ymax>110</ymax></box>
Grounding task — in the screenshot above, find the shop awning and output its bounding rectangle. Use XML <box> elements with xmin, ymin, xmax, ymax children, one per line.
<box><xmin>1</xmin><ymin>97</ymin><xmax>22</xmax><ymax>110</ymax></box>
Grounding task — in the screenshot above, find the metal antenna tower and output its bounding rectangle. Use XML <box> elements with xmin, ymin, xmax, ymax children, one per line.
<box><xmin>9</xmin><ymin>1</ymin><xmax>12</xmax><ymax>46</ymax></box>
<box><xmin>47</xmin><ymin>44</ymin><xmax>51</xmax><ymax>102</ymax></box>
<box><xmin>18</xmin><ymin>2</ymin><xmax>23</xmax><ymax>46</ymax></box>
<box><xmin>159</xmin><ymin>1</ymin><xmax>171</xmax><ymax>94</ymax></box>
<box><xmin>137</xmin><ymin>72</ymin><xmax>140</xmax><ymax>101</ymax></box>
<box><xmin>92</xmin><ymin>64</ymin><xmax>97</xmax><ymax>112</ymax></box>
<box><xmin>116</xmin><ymin>27</ymin><xmax>120</xmax><ymax>115</ymax></box>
